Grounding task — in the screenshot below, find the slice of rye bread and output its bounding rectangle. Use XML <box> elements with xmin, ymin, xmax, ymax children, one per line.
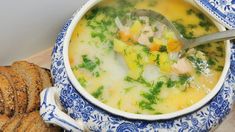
<box><xmin>1</xmin><ymin>114</ymin><xmax>24</xmax><ymax>132</ymax></box>
<box><xmin>25</xmin><ymin>112</ymin><xmax>61</xmax><ymax>132</ymax></box>
<box><xmin>44</xmin><ymin>68</ymin><xmax>53</xmax><ymax>84</ymax></box>
<box><xmin>0</xmin><ymin>92</ymin><xmax>4</xmax><ymax>114</ymax></box>
<box><xmin>15</xmin><ymin>111</ymin><xmax>38</xmax><ymax>132</ymax></box>
<box><xmin>37</xmin><ymin>67</ymin><xmax>52</xmax><ymax>91</ymax></box>
<box><xmin>0</xmin><ymin>75</ymin><xmax>15</xmax><ymax>116</ymax></box>
<box><xmin>0</xmin><ymin>115</ymin><xmax>9</xmax><ymax>129</ymax></box>
<box><xmin>0</xmin><ymin>66</ymin><xmax>28</xmax><ymax>114</ymax></box>
<box><xmin>12</xmin><ymin>61</ymin><xmax>43</xmax><ymax>112</ymax></box>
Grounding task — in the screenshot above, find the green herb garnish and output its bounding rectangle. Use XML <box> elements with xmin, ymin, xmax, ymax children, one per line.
<box><xmin>139</xmin><ymin>81</ymin><xmax>164</xmax><ymax>110</ymax></box>
<box><xmin>166</xmin><ymin>79</ymin><xmax>176</xmax><ymax>88</ymax></box>
<box><xmin>92</xmin><ymin>86</ymin><xmax>104</xmax><ymax>99</ymax></box>
<box><xmin>79</xmin><ymin>55</ymin><xmax>100</xmax><ymax>72</ymax></box>
<box><xmin>125</xmin><ymin>76</ymin><xmax>152</xmax><ymax>87</ymax></box>
<box><xmin>179</xmin><ymin>74</ymin><xmax>190</xmax><ymax>85</ymax></box>
<box><xmin>159</xmin><ymin>45</ymin><xmax>167</xmax><ymax>52</ymax></box>
<box><xmin>78</xmin><ymin>77</ymin><xmax>87</xmax><ymax>87</ymax></box>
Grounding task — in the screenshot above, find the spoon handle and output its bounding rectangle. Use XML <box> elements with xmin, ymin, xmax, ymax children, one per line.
<box><xmin>186</xmin><ymin>29</ymin><xmax>235</xmax><ymax>49</ymax></box>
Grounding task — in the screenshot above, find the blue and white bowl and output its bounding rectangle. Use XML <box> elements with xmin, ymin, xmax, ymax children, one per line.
<box><xmin>40</xmin><ymin>0</ymin><xmax>235</xmax><ymax>131</ymax></box>
<box><xmin>195</xmin><ymin>0</ymin><xmax>235</xmax><ymax>29</ymax></box>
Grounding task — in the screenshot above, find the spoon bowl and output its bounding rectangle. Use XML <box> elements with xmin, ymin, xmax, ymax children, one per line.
<box><xmin>132</xmin><ymin>9</ymin><xmax>235</xmax><ymax>50</ymax></box>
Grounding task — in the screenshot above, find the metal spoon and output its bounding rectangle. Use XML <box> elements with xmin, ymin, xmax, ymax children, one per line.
<box><xmin>132</xmin><ymin>9</ymin><xmax>235</xmax><ymax>50</ymax></box>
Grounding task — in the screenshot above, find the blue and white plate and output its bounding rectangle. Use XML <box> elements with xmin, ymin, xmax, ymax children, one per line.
<box><xmin>39</xmin><ymin>0</ymin><xmax>235</xmax><ymax>131</ymax></box>
<box><xmin>195</xmin><ymin>0</ymin><xmax>235</xmax><ymax>29</ymax></box>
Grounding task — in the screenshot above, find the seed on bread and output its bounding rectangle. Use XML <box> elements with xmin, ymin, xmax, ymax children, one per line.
<box><xmin>0</xmin><ymin>66</ymin><xmax>28</xmax><ymax>114</ymax></box>
<box><xmin>1</xmin><ymin>114</ymin><xmax>24</xmax><ymax>132</ymax></box>
<box><xmin>12</xmin><ymin>61</ymin><xmax>42</xmax><ymax>113</ymax></box>
<box><xmin>0</xmin><ymin>75</ymin><xmax>15</xmax><ymax>116</ymax></box>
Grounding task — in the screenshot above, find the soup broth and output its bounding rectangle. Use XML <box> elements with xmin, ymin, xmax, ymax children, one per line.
<box><xmin>69</xmin><ymin>0</ymin><xmax>225</xmax><ymax>114</ymax></box>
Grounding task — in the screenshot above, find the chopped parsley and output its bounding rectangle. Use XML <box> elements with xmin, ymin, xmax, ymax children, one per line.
<box><xmin>124</xmin><ymin>87</ymin><xmax>134</xmax><ymax>93</ymax></box>
<box><xmin>216</xmin><ymin>66</ymin><xmax>224</xmax><ymax>71</ymax></box>
<box><xmin>166</xmin><ymin>79</ymin><xmax>176</xmax><ymax>88</ymax></box>
<box><xmin>78</xmin><ymin>77</ymin><xmax>87</xmax><ymax>87</ymax></box>
<box><xmin>156</xmin><ymin>54</ymin><xmax>160</xmax><ymax>65</ymax></box>
<box><xmin>92</xmin><ymin>86</ymin><xmax>104</xmax><ymax>99</ymax></box>
<box><xmin>124</xmin><ymin>76</ymin><xmax>152</xmax><ymax>87</ymax></box>
<box><xmin>186</xmin><ymin>9</ymin><xmax>195</xmax><ymax>15</ymax></box>
<box><xmin>172</xmin><ymin>21</ymin><xmax>195</xmax><ymax>39</ymax></box>
<box><xmin>149</xmin><ymin>36</ymin><xmax>154</xmax><ymax>43</ymax></box>
<box><xmin>159</xmin><ymin>45</ymin><xmax>167</xmax><ymax>52</ymax></box>
<box><xmin>139</xmin><ymin>81</ymin><xmax>164</xmax><ymax>110</ymax></box>
<box><xmin>186</xmin><ymin>9</ymin><xmax>213</xmax><ymax>31</ymax></box>
<box><xmin>207</xmin><ymin>58</ymin><xmax>216</xmax><ymax>67</ymax></box>
<box><xmin>77</xmin><ymin>55</ymin><xmax>101</xmax><ymax>77</ymax></box>
<box><xmin>179</xmin><ymin>74</ymin><xmax>191</xmax><ymax>85</ymax></box>
<box><xmin>187</xmin><ymin>56</ymin><xmax>207</xmax><ymax>74</ymax></box>
<box><xmin>139</xmin><ymin>101</ymin><xmax>154</xmax><ymax>110</ymax></box>
<box><xmin>79</xmin><ymin>55</ymin><xmax>100</xmax><ymax>71</ymax></box>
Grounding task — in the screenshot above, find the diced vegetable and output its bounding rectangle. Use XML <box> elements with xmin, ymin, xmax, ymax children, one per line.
<box><xmin>113</xmin><ymin>39</ymin><xmax>147</xmax><ymax>79</ymax></box>
<box><xmin>159</xmin><ymin>53</ymin><xmax>172</xmax><ymax>73</ymax></box>
<box><xmin>164</xmin><ymin>31</ymin><xmax>175</xmax><ymax>40</ymax></box>
<box><xmin>113</xmin><ymin>38</ymin><xmax>127</xmax><ymax>52</ymax></box>
<box><xmin>149</xmin><ymin>38</ymin><xmax>164</xmax><ymax>52</ymax></box>
<box><xmin>92</xmin><ymin>86</ymin><xmax>104</xmax><ymax>99</ymax></box>
<box><xmin>119</xmin><ymin>31</ymin><xmax>133</xmax><ymax>43</ymax></box>
<box><xmin>172</xmin><ymin>58</ymin><xmax>193</xmax><ymax>74</ymax></box>
<box><xmin>167</xmin><ymin>39</ymin><xmax>182</xmax><ymax>52</ymax></box>
<box><xmin>130</xmin><ymin>20</ymin><xmax>142</xmax><ymax>36</ymax></box>
<box><xmin>150</xmin><ymin>43</ymin><xmax>161</xmax><ymax>51</ymax></box>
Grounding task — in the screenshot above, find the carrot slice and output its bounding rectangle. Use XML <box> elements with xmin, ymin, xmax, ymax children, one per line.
<box><xmin>167</xmin><ymin>39</ymin><xmax>182</xmax><ymax>52</ymax></box>
<box><xmin>150</xmin><ymin>43</ymin><xmax>161</xmax><ymax>51</ymax></box>
<box><xmin>119</xmin><ymin>31</ymin><xmax>132</xmax><ymax>42</ymax></box>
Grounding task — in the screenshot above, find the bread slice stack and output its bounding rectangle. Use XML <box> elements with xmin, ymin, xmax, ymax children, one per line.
<box><xmin>2</xmin><ymin>111</ymin><xmax>61</xmax><ymax>132</ymax></box>
<box><xmin>0</xmin><ymin>61</ymin><xmax>61</xmax><ymax>131</ymax></box>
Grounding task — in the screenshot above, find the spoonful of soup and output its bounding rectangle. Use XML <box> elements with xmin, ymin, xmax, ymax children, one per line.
<box><xmin>114</xmin><ymin>9</ymin><xmax>232</xmax><ymax>76</ymax></box>
<box><xmin>131</xmin><ymin>9</ymin><xmax>235</xmax><ymax>51</ymax></box>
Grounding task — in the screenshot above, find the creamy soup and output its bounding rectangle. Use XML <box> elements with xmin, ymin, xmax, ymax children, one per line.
<box><xmin>69</xmin><ymin>0</ymin><xmax>225</xmax><ymax>114</ymax></box>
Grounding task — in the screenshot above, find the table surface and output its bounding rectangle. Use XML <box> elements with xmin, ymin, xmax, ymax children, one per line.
<box><xmin>25</xmin><ymin>48</ymin><xmax>235</xmax><ymax>131</ymax></box>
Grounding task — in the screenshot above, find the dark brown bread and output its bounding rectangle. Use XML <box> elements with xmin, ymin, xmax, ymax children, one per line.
<box><xmin>0</xmin><ymin>91</ymin><xmax>4</xmax><ymax>114</ymax></box>
<box><xmin>11</xmin><ymin>61</ymin><xmax>42</xmax><ymax>112</ymax></box>
<box><xmin>0</xmin><ymin>115</ymin><xmax>9</xmax><ymax>129</ymax></box>
<box><xmin>0</xmin><ymin>75</ymin><xmax>15</xmax><ymax>116</ymax></box>
<box><xmin>15</xmin><ymin>111</ymin><xmax>38</xmax><ymax>132</ymax></box>
<box><xmin>25</xmin><ymin>112</ymin><xmax>61</xmax><ymax>132</ymax></box>
<box><xmin>37</xmin><ymin>67</ymin><xmax>52</xmax><ymax>91</ymax></box>
<box><xmin>44</xmin><ymin>68</ymin><xmax>53</xmax><ymax>84</ymax></box>
<box><xmin>2</xmin><ymin>114</ymin><xmax>24</xmax><ymax>132</ymax></box>
<box><xmin>0</xmin><ymin>66</ymin><xmax>28</xmax><ymax>114</ymax></box>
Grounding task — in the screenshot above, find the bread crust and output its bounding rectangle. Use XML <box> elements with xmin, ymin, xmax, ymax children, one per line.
<box><xmin>0</xmin><ymin>91</ymin><xmax>5</xmax><ymax>114</ymax></box>
<box><xmin>0</xmin><ymin>75</ymin><xmax>15</xmax><ymax>116</ymax></box>
<box><xmin>12</xmin><ymin>61</ymin><xmax>42</xmax><ymax>112</ymax></box>
<box><xmin>0</xmin><ymin>115</ymin><xmax>9</xmax><ymax>129</ymax></box>
<box><xmin>37</xmin><ymin>67</ymin><xmax>52</xmax><ymax>91</ymax></box>
<box><xmin>15</xmin><ymin>111</ymin><xmax>38</xmax><ymax>132</ymax></box>
<box><xmin>25</xmin><ymin>111</ymin><xmax>61</xmax><ymax>132</ymax></box>
<box><xmin>2</xmin><ymin>114</ymin><xmax>23</xmax><ymax>132</ymax></box>
<box><xmin>0</xmin><ymin>66</ymin><xmax>28</xmax><ymax>114</ymax></box>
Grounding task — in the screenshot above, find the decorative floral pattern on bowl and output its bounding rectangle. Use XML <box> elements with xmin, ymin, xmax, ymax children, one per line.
<box><xmin>44</xmin><ymin>18</ymin><xmax>235</xmax><ymax>131</ymax></box>
<box><xmin>195</xmin><ymin>0</ymin><xmax>235</xmax><ymax>29</ymax></box>
<box><xmin>38</xmin><ymin>0</ymin><xmax>235</xmax><ymax>131</ymax></box>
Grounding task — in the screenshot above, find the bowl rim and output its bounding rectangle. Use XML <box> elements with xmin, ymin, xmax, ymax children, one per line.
<box><xmin>62</xmin><ymin>0</ymin><xmax>231</xmax><ymax>120</ymax></box>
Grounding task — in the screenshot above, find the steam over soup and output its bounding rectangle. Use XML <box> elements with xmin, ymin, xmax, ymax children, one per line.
<box><xmin>69</xmin><ymin>0</ymin><xmax>225</xmax><ymax>114</ymax></box>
